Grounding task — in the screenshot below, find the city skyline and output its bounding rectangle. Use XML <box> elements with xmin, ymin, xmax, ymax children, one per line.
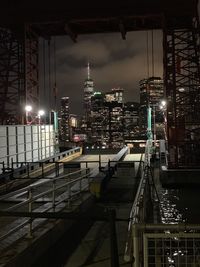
<box><xmin>40</xmin><ymin>30</ymin><xmax>163</xmax><ymax>115</ymax></box>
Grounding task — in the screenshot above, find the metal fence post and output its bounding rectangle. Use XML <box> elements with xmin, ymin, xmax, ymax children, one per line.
<box><xmin>133</xmin><ymin>224</ymin><xmax>139</xmax><ymax>267</ymax></box>
<box><xmin>109</xmin><ymin>209</ymin><xmax>119</xmax><ymax>267</ymax></box>
<box><xmin>28</xmin><ymin>188</ymin><xmax>33</xmax><ymax>237</ymax></box>
<box><xmin>52</xmin><ymin>179</ymin><xmax>56</xmax><ymax>211</ymax></box>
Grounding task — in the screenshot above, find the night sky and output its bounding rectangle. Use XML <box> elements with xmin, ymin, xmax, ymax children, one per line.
<box><xmin>40</xmin><ymin>30</ymin><xmax>163</xmax><ymax>115</ymax></box>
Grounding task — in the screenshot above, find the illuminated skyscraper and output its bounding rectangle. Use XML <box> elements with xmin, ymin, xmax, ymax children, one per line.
<box><xmin>84</xmin><ymin>63</ymin><xmax>94</xmax><ymax>121</ymax></box>
<box><xmin>60</xmin><ymin>97</ymin><xmax>70</xmax><ymax>143</ymax></box>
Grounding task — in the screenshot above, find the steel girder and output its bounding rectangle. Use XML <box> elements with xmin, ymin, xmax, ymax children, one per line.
<box><xmin>0</xmin><ymin>25</ymin><xmax>39</xmax><ymax>125</ymax></box>
<box><xmin>163</xmin><ymin>16</ymin><xmax>200</xmax><ymax>168</ymax></box>
<box><xmin>0</xmin><ymin>28</ymin><xmax>25</xmax><ymax>124</ymax></box>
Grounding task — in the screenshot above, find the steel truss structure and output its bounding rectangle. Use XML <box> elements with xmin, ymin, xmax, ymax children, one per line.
<box><xmin>25</xmin><ymin>25</ymin><xmax>39</xmax><ymax>118</ymax></box>
<box><xmin>0</xmin><ymin>25</ymin><xmax>39</xmax><ymax>124</ymax></box>
<box><xmin>163</xmin><ymin>15</ymin><xmax>200</xmax><ymax>168</ymax></box>
<box><xmin>0</xmin><ymin>28</ymin><xmax>25</xmax><ymax>124</ymax></box>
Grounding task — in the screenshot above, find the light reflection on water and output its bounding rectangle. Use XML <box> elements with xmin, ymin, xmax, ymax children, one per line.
<box><xmin>160</xmin><ymin>189</ymin><xmax>183</xmax><ymax>224</ymax></box>
<box><xmin>159</xmin><ymin>187</ymin><xmax>200</xmax><ymax>224</ymax></box>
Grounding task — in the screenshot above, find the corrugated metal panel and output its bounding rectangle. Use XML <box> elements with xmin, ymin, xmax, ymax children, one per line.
<box><xmin>0</xmin><ymin>137</ymin><xmax>7</xmax><ymax>148</ymax></box>
<box><xmin>26</xmin><ymin>143</ymin><xmax>32</xmax><ymax>151</ymax></box>
<box><xmin>8</xmin><ymin>126</ymin><xmax>16</xmax><ymax>135</ymax></box>
<box><xmin>17</xmin><ymin>126</ymin><xmax>24</xmax><ymax>135</ymax></box>
<box><xmin>9</xmin><ymin>145</ymin><xmax>16</xmax><ymax>155</ymax></box>
<box><xmin>17</xmin><ymin>135</ymin><xmax>24</xmax><ymax>144</ymax></box>
<box><xmin>25</xmin><ymin>126</ymin><xmax>31</xmax><ymax>134</ymax></box>
<box><xmin>26</xmin><ymin>151</ymin><xmax>32</xmax><ymax>161</ymax></box>
<box><xmin>8</xmin><ymin>136</ymin><xmax>16</xmax><ymax>146</ymax></box>
<box><xmin>18</xmin><ymin>153</ymin><xmax>25</xmax><ymax>162</ymax></box>
<box><xmin>0</xmin><ymin>127</ymin><xmax>6</xmax><ymax>136</ymax></box>
<box><xmin>32</xmin><ymin>126</ymin><xmax>38</xmax><ymax>134</ymax></box>
<box><xmin>0</xmin><ymin>147</ymin><xmax>7</xmax><ymax>158</ymax></box>
<box><xmin>0</xmin><ymin>125</ymin><xmax>55</xmax><ymax>167</ymax></box>
<box><xmin>33</xmin><ymin>134</ymin><xmax>38</xmax><ymax>142</ymax></box>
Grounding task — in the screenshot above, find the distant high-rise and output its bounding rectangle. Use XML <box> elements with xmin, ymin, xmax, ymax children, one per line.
<box><xmin>84</xmin><ymin>63</ymin><xmax>94</xmax><ymax>121</ymax></box>
<box><xmin>60</xmin><ymin>97</ymin><xmax>70</xmax><ymax>143</ymax></box>
<box><xmin>139</xmin><ymin>77</ymin><xmax>164</xmax><ymax>133</ymax></box>
<box><xmin>140</xmin><ymin>77</ymin><xmax>164</xmax><ymax>106</ymax></box>
<box><xmin>105</xmin><ymin>88</ymin><xmax>124</xmax><ymax>103</ymax></box>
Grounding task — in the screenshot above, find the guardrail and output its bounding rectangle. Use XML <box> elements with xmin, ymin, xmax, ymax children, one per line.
<box><xmin>0</xmin><ymin>167</ymin><xmax>90</xmax><ymax>241</ymax></box>
<box><xmin>124</xmin><ymin>140</ymin><xmax>159</xmax><ymax>262</ymax></box>
<box><xmin>124</xmin><ymin>140</ymin><xmax>200</xmax><ymax>266</ymax></box>
<box><xmin>133</xmin><ymin>224</ymin><xmax>200</xmax><ymax>266</ymax></box>
<box><xmin>0</xmin><ymin>147</ymin><xmax>82</xmax><ymax>180</ymax></box>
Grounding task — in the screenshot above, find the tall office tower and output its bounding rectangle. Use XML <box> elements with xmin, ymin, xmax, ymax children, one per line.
<box><xmin>69</xmin><ymin>114</ymin><xmax>78</xmax><ymax>141</ymax></box>
<box><xmin>123</xmin><ymin>102</ymin><xmax>140</xmax><ymax>141</ymax></box>
<box><xmin>90</xmin><ymin>92</ymin><xmax>107</xmax><ymax>145</ymax></box>
<box><xmin>84</xmin><ymin>63</ymin><xmax>94</xmax><ymax>122</ymax></box>
<box><xmin>103</xmin><ymin>89</ymin><xmax>123</xmax><ymax>147</ymax></box>
<box><xmin>139</xmin><ymin>77</ymin><xmax>164</xmax><ymax>131</ymax></box>
<box><xmin>140</xmin><ymin>77</ymin><xmax>164</xmax><ymax>106</ymax></box>
<box><xmin>105</xmin><ymin>88</ymin><xmax>124</xmax><ymax>103</ymax></box>
<box><xmin>60</xmin><ymin>97</ymin><xmax>70</xmax><ymax>143</ymax></box>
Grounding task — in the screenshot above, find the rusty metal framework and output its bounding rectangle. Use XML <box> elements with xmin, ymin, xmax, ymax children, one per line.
<box><xmin>163</xmin><ymin>16</ymin><xmax>200</xmax><ymax>168</ymax></box>
<box><xmin>0</xmin><ymin>26</ymin><xmax>39</xmax><ymax>125</ymax></box>
<box><xmin>0</xmin><ymin>28</ymin><xmax>25</xmax><ymax>124</ymax></box>
<box><xmin>25</xmin><ymin>25</ymin><xmax>39</xmax><ymax>116</ymax></box>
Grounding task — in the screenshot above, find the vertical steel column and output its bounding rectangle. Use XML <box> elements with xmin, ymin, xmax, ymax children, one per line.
<box><xmin>25</xmin><ymin>24</ymin><xmax>39</xmax><ymax>117</ymax></box>
<box><xmin>0</xmin><ymin>28</ymin><xmax>25</xmax><ymax>124</ymax></box>
<box><xmin>163</xmin><ymin>14</ymin><xmax>200</xmax><ymax>168</ymax></box>
<box><xmin>0</xmin><ymin>25</ymin><xmax>39</xmax><ymax>125</ymax></box>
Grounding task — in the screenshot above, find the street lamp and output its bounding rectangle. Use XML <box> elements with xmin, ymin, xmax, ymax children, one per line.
<box><xmin>159</xmin><ymin>100</ymin><xmax>167</xmax><ymax>140</ymax></box>
<box><xmin>25</xmin><ymin>105</ymin><xmax>32</xmax><ymax>124</ymax></box>
<box><xmin>38</xmin><ymin>110</ymin><xmax>45</xmax><ymax>124</ymax></box>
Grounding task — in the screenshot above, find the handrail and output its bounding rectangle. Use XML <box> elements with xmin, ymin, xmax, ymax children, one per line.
<box><xmin>0</xmin><ymin>168</ymin><xmax>89</xmax><ymax>201</ymax></box>
<box><xmin>124</xmin><ymin>140</ymin><xmax>152</xmax><ymax>262</ymax></box>
<box><xmin>0</xmin><ymin>167</ymin><xmax>91</xmax><ymax>241</ymax></box>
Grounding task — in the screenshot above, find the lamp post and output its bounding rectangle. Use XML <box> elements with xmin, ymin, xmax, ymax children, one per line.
<box><xmin>38</xmin><ymin>110</ymin><xmax>45</xmax><ymax>125</ymax></box>
<box><xmin>159</xmin><ymin>100</ymin><xmax>167</xmax><ymax>140</ymax></box>
<box><xmin>25</xmin><ymin>105</ymin><xmax>32</xmax><ymax>125</ymax></box>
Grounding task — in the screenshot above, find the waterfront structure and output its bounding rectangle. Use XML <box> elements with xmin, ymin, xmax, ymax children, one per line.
<box><xmin>59</xmin><ymin>97</ymin><xmax>70</xmax><ymax>143</ymax></box>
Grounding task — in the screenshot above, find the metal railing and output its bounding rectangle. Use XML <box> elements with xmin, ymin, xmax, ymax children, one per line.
<box><xmin>124</xmin><ymin>140</ymin><xmax>200</xmax><ymax>266</ymax></box>
<box><xmin>124</xmin><ymin>139</ymin><xmax>159</xmax><ymax>263</ymax></box>
<box><xmin>0</xmin><ymin>168</ymin><xmax>90</xmax><ymax>241</ymax></box>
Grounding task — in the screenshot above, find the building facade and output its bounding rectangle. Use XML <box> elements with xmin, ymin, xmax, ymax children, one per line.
<box><xmin>60</xmin><ymin>97</ymin><xmax>70</xmax><ymax>143</ymax></box>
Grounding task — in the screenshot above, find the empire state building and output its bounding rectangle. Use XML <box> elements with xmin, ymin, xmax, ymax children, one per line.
<box><xmin>84</xmin><ymin>63</ymin><xmax>94</xmax><ymax>121</ymax></box>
